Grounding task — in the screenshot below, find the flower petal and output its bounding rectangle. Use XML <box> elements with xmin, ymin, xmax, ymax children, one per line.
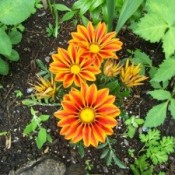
<box><xmin>83</xmin><ymin>125</ymin><xmax>91</xmax><ymax>147</ymax></box>
<box><xmin>85</xmin><ymin>84</ymin><xmax>97</xmax><ymax>107</ymax></box>
<box><xmin>58</xmin><ymin>115</ymin><xmax>77</xmax><ymax>127</ymax></box>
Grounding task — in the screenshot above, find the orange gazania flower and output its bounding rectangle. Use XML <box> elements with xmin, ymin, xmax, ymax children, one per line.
<box><xmin>120</xmin><ymin>59</ymin><xmax>148</xmax><ymax>87</ymax></box>
<box><xmin>103</xmin><ymin>59</ymin><xmax>122</xmax><ymax>77</ymax></box>
<box><xmin>54</xmin><ymin>84</ymin><xmax>120</xmax><ymax>147</ymax></box>
<box><xmin>69</xmin><ymin>22</ymin><xmax>123</xmax><ymax>67</ymax></box>
<box><xmin>49</xmin><ymin>45</ymin><xmax>101</xmax><ymax>88</ymax></box>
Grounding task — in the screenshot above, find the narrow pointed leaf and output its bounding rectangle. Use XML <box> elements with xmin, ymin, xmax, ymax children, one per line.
<box><xmin>116</xmin><ymin>0</ymin><xmax>144</xmax><ymax>33</ymax></box>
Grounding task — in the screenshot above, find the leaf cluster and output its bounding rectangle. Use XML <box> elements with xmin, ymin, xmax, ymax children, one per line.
<box><xmin>97</xmin><ymin>138</ymin><xmax>126</xmax><ymax>169</ymax></box>
<box><xmin>23</xmin><ymin>107</ymin><xmax>52</xmax><ymax>149</ymax></box>
<box><xmin>124</xmin><ymin>115</ymin><xmax>144</xmax><ymax>138</ymax></box>
<box><xmin>0</xmin><ymin>0</ymin><xmax>36</xmax><ymax>75</ymax></box>
<box><xmin>130</xmin><ymin>129</ymin><xmax>175</xmax><ymax>175</ymax></box>
<box><xmin>139</xmin><ymin>129</ymin><xmax>175</xmax><ymax>165</ymax></box>
<box><xmin>144</xmin><ymin>88</ymin><xmax>175</xmax><ymax>128</ymax></box>
<box><xmin>132</xmin><ymin>0</ymin><xmax>175</xmax><ymax>58</ymax></box>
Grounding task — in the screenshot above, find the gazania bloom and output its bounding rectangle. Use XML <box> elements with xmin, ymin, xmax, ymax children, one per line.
<box><xmin>120</xmin><ymin>59</ymin><xmax>148</xmax><ymax>87</ymax></box>
<box><xmin>103</xmin><ymin>59</ymin><xmax>122</xmax><ymax>77</ymax></box>
<box><xmin>69</xmin><ymin>22</ymin><xmax>123</xmax><ymax>67</ymax></box>
<box><xmin>54</xmin><ymin>84</ymin><xmax>120</xmax><ymax>147</ymax></box>
<box><xmin>31</xmin><ymin>75</ymin><xmax>58</xmax><ymax>101</ymax></box>
<box><xmin>49</xmin><ymin>45</ymin><xmax>101</xmax><ymax>88</ymax></box>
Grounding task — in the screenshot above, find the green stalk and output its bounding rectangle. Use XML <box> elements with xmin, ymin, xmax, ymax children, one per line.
<box><xmin>53</xmin><ymin>5</ymin><xmax>59</xmax><ymax>38</ymax></box>
<box><xmin>47</xmin><ymin>0</ymin><xmax>53</xmax><ymax>14</ymax></box>
<box><xmin>106</xmin><ymin>0</ymin><xmax>115</xmax><ymax>31</ymax></box>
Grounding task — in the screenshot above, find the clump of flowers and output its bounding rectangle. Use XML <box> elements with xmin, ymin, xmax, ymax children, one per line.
<box><xmin>120</xmin><ymin>59</ymin><xmax>148</xmax><ymax>87</ymax></box>
<box><xmin>29</xmin><ymin>22</ymin><xmax>148</xmax><ymax>148</ymax></box>
<box><xmin>31</xmin><ymin>75</ymin><xmax>58</xmax><ymax>101</ymax></box>
<box><xmin>54</xmin><ymin>84</ymin><xmax>120</xmax><ymax>147</ymax></box>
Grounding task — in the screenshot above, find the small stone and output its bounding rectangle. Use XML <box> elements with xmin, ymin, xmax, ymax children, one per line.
<box><xmin>102</xmin><ymin>166</ymin><xmax>109</xmax><ymax>173</ymax></box>
<box><xmin>124</xmin><ymin>139</ymin><xmax>129</xmax><ymax>146</ymax></box>
<box><xmin>65</xmin><ymin>164</ymin><xmax>85</xmax><ymax>175</ymax></box>
<box><xmin>44</xmin><ymin>56</ymin><xmax>50</xmax><ymax>63</ymax></box>
<box><xmin>9</xmin><ymin>158</ymin><xmax>66</xmax><ymax>175</ymax></box>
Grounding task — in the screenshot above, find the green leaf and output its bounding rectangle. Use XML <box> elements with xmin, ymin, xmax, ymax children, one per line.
<box><xmin>148</xmin><ymin>90</ymin><xmax>171</xmax><ymax>101</ymax></box>
<box><xmin>6</xmin><ymin>49</ymin><xmax>20</xmax><ymax>61</ymax></box>
<box><xmin>97</xmin><ymin>142</ymin><xmax>108</xmax><ymax>149</ymax></box>
<box><xmin>79</xmin><ymin>0</ymin><xmax>93</xmax><ymax>15</ymax></box>
<box><xmin>54</xmin><ymin>4</ymin><xmax>71</xmax><ymax>11</ymax></box>
<box><xmin>127</xmin><ymin>126</ymin><xmax>136</xmax><ymax>138</ymax></box>
<box><xmin>0</xmin><ymin>57</ymin><xmax>9</xmax><ymax>75</ymax></box>
<box><xmin>72</xmin><ymin>0</ymin><xmax>84</xmax><ymax>10</ymax></box>
<box><xmin>47</xmin><ymin>134</ymin><xmax>52</xmax><ymax>143</ymax></box>
<box><xmin>144</xmin><ymin>102</ymin><xmax>168</xmax><ymax>128</ymax></box>
<box><xmin>132</xmin><ymin>0</ymin><xmax>175</xmax><ymax>57</ymax></box>
<box><xmin>133</xmin><ymin>14</ymin><xmax>168</xmax><ymax>43</ymax></box>
<box><xmin>140</xmin><ymin>129</ymin><xmax>160</xmax><ymax>145</ymax></box>
<box><xmin>77</xmin><ymin>141</ymin><xmax>85</xmax><ymax>158</ymax></box>
<box><xmin>133</xmin><ymin>49</ymin><xmax>152</xmax><ymax>66</ymax></box>
<box><xmin>158</xmin><ymin>172</ymin><xmax>166</xmax><ymax>175</ymax></box>
<box><xmin>9</xmin><ymin>30</ymin><xmax>22</xmax><ymax>45</ymax></box>
<box><xmin>23</xmin><ymin>123</ymin><xmax>33</xmax><ymax>135</ymax></box>
<box><xmin>148</xmin><ymin>148</ymin><xmax>168</xmax><ymax>164</ymax></box>
<box><xmin>0</xmin><ymin>28</ymin><xmax>12</xmax><ymax>56</ymax></box>
<box><xmin>39</xmin><ymin>115</ymin><xmax>49</xmax><ymax>121</ymax></box>
<box><xmin>106</xmin><ymin>150</ymin><xmax>113</xmax><ymax>166</ymax></box>
<box><xmin>100</xmin><ymin>148</ymin><xmax>109</xmax><ymax>159</ymax></box>
<box><xmin>22</xmin><ymin>99</ymin><xmax>36</xmax><ymax>106</ymax></box>
<box><xmin>152</xmin><ymin>58</ymin><xmax>175</xmax><ymax>82</ymax></box>
<box><xmin>116</xmin><ymin>0</ymin><xmax>144</xmax><ymax>33</ymax></box>
<box><xmin>169</xmin><ymin>98</ymin><xmax>175</xmax><ymax>119</ymax></box>
<box><xmin>160</xmin><ymin>136</ymin><xmax>175</xmax><ymax>154</ymax></box>
<box><xmin>106</xmin><ymin>0</ymin><xmax>115</xmax><ymax>31</ymax></box>
<box><xmin>81</xmin><ymin>15</ymin><xmax>89</xmax><ymax>26</ymax></box>
<box><xmin>89</xmin><ymin>0</ymin><xmax>104</xmax><ymax>11</ymax></box>
<box><xmin>136</xmin><ymin>118</ymin><xmax>144</xmax><ymax>125</ymax></box>
<box><xmin>0</xmin><ymin>0</ymin><xmax>35</xmax><ymax>25</ymax></box>
<box><xmin>62</xmin><ymin>11</ymin><xmax>76</xmax><ymax>22</ymax></box>
<box><xmin>36</xmin><ymin>128</ymin><xmax>47</xmax><ymax>149</ymax></box>
<box><xmin>147</xmin><ymin>0</ymin><xmax>175</xmax><ymax>26</ymax></box>
<box><xmin>162</xmin><ymin>27</ymin><xmax>175</xmax><ymax>58</ymax></box>
<box><xmin>102</xmin><ymin>5</ymin><xmax>108</xmax><ymax>22</ymax></box>
<box><xmin>112</xmin><ymin>154</ymin><xmax>126</xmax><ymax>169</ymax></box>
<box><xmin>89</xmin><ymin>7</ymin><xmax>101</xmax><ymax>24</ymax></box>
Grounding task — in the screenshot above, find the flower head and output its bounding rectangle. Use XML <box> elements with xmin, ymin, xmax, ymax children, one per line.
<box><xmin>54</xmin><ymin>84</ymin><xmax>120</xmax><ymax>147</ymax></box>
<box><xmin>69</xmin><ymin>22</ymin><xmax>123</xmax><ymax>67</ymax></box>
<box><xmin>103</xmin><ymin>59</ymin><xmax>122</xmax><ymax>77</ymax></box>
<box><xmin>31</xmin><ymin>75</ymin><xmax>58</xmax><ymax>101</ymax></box>
<box><xmin>49</xmin><ymin>45</ymin><xmax>101</xmax><ymax>88</ymax></box>
<box><xmin>120</xmin><ymin>59</ymin><xmax>148</xmax><ymax>87</ymax></box>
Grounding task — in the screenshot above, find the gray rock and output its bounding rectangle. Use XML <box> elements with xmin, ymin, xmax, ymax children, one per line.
<box><xmin>65</xmin><ymin>164</ymin><xmax>86</xmax><ymax>175</ymax></box>
<box><xmin>9</xmin><ymin>157</ymin><xmax>66</xmax><ymax>175</ymax></box>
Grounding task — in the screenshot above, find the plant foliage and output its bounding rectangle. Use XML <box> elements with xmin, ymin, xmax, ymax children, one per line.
<box><xmin>131</xmin><ymin>129</ymin><xmax>175</xmax><ymax>174</ymax></box>
<box><xmin>132</xmin><ymin>0</ymin><xmax>175</xmax><ymax>58</ymax></box>
<box><xmin>0</xmin><ymin>0</ymin><xmax>36</xmax><ymax>75</ymax></box>
<box><xmin>23</xmin><ymin>107</ymin><xmax>52</xmax><ymax>149</ymax></box>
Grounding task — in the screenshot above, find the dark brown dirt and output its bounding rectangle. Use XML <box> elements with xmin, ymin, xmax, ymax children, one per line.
<box><xmin>0</xmin><ymin>1</ymin><xmax>175</xmax><ymax>175</ymax></box>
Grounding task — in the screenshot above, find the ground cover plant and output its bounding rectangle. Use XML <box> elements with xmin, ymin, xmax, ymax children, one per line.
<box><xmin>0</xmin><ymin>0</ymin><xmax>175</xmax><ymax>174</ymax></box>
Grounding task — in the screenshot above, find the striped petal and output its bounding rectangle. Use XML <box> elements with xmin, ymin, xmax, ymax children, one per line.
<box><xmin>83</xmin><ymin>125</ymin><xmax>92</xmax><ymax>147</ymax></box>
